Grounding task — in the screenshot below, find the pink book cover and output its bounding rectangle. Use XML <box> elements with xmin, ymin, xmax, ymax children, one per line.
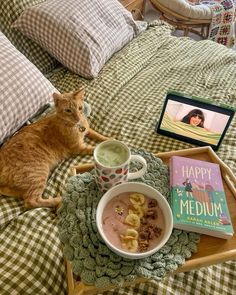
<box><xmin>169</xmin><ymin>156</ymin><xmax>234</xmax><ymax>239</ymax></box>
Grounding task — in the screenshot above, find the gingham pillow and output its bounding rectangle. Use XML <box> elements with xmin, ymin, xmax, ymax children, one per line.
<box><xmin>0</xmin><ymin>33</ymin><xmax>58</xmax><ymax>145</ymax></box>
<box><xmin>12</xmin><ymin>0</ymin><xmax>146</xmax><ymax>78</ymax></box>
<box><xmin>0</xmin><ymin>0</ymin><xmax>57</xmax><ymax>74</ymax></box>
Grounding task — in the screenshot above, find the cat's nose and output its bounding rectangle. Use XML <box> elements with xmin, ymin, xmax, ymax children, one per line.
<box><xmin>74</xmin><ymin>113</ymin><xmax>80</xmax><ymax>121</ymax></box>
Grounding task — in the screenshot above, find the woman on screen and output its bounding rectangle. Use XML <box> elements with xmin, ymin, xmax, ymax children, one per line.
<box><xmin>181</xmin><ymin>109</ymin><xmax>205</xmax><ymax>128</ymax></box>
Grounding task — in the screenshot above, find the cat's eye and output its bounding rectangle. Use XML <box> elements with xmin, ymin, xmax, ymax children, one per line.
<box><xmin>79</xmin><ymin>106</ymin><xmax>83</xmax><ymax>111</ymax></box>
<box><xmin>65</xmin><ymin>109</ymin><xmax>72</xmax><ymax>113</ymax></box>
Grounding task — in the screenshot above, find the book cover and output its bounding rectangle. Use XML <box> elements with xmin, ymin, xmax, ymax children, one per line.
<box><xmin>170</xmin><ymin>156</ymin><xmax>234</xmax><ymax>239</ymax></box>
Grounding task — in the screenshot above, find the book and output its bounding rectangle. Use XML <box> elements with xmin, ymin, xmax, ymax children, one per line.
<box><xmin>169</xmin><ymin>156</ymin><xmax>234</xmax><ymax>239</ymax></box>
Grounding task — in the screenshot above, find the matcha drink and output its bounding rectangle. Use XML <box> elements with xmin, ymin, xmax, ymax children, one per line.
<box><xmin>96</xmin><ymin>142</ymin><xmax>129</xmax><ymax>167</ymax></box>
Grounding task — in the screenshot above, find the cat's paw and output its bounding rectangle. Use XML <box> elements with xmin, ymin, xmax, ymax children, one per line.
<box><xmin>54</xmin><ymin>195</ymin><xmax>62</xmax><ymax>210</ymax></box>
<box><xmin>86</xmin><ymin>146</ymin><xmax>95</xmax><ymax>155</ymax></box>
<box><xmin>54</xmin><ymin>195</ymin><xmax>62</xmax><ymax>205</ymax></box>
<box><xmin>24</xmin><ymin>195</ymin><xmax>62</xmax><ymax>208</ymax></box>
<box><xmin>100</xmin><ymin>135</ymin><xmax>110</xmax><ymax>141</ymax></box>
<box><xmin>107</xmin><ymin>136</ymin><xmax>116</xmax><ymax>141</ymax></box>
<box><xmin>80</xmin><ymin>145</ymin><xmax>95</xmax><ymax>155</ymax></box>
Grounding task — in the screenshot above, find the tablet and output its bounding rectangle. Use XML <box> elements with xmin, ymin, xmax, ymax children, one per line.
<box><xmin>156</xmin><ymin>91</ymin><xmax>235</xmax><ymax>151</ymax></box>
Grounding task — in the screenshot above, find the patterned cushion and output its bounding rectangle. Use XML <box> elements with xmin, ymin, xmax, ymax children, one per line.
<box><xmin>0</xmin><ymin>0</ymin><xmax>57</xmax><ymax>73</ymax></box>
<box><xmin>0</xmin><ymin>33</ymin><xmax>58</xmax><ymax>145</ymax></box>
<box><xmin>12</xmin><ymin>0</ymin><xmax>146</xmax><ymax>78</ymax></box>
<box><xmin>151</xmin><ymin>0</ymin><xmax>212</xmax><ymax>20</ymax></box>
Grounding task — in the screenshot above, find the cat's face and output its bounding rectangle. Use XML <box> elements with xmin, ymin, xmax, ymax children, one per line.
<box><xmin>53</xmin><ymin>89</ymin><xmax>86</xmax><ymax>125</ymax></box>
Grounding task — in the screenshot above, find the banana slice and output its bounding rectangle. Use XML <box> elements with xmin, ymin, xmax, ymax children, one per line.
<box><xmin>120</xmin><ymin>229</ymin><xmax>139</xmax><ymax>241</ymax></box>
<box><xmin>120</xmin><ymin>235</ymin><xmax>136</xmax><ymax>241</ymax></box>
<box><xmin>120</xmin><ymin>229</ymin><xmax>139</xmax><ymax>253</ymax></box>
<box><xmin>124</xmin><ymin>213</ymin><xmax>140</xmax><ymax>228</ymax></box>
<box><xmin>129</xmin><ymin>204</ymin><xmax>145</xmax><ymax>218</ymax></box>
<box><xmin>126</xmin><ymin>228</ymin><xmax>139</xmax><ymax>239</ymax></box>
<box><xmin>129</xmin><ymin>193</ymin><xmax>145</xmax><ymax>206</ymax></box>
<box><xmin>126</xmin><ymin>239</ymin><xmax>138</xmax><ymax>252</ymax></box>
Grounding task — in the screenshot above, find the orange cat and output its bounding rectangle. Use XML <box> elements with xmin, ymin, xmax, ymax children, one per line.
<box><xmin>0</xmin><ymin>88</ymin><xmax>108</xmax><ymax>208</ymax></box>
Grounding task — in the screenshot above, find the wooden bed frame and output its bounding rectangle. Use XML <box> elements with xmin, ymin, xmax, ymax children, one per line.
<box><xmin>67</xmin><ymin>146</ymin><xmax>236</xmax><ymax>295</ymax></box>
<box><xmin>149</xmin><ymin>0</ymin><xmax>211</xmax><ymax>38</ymax></box>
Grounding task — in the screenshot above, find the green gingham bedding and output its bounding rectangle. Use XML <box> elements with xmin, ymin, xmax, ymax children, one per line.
<box><xmin>1</xmin><ymin>21</ymin><xmax>236</xmax><ymax>294</ymax></box>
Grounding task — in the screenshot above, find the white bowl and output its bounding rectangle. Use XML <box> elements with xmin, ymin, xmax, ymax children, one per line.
<box><xmin>96</xmin><ymin>182</ymin><xmax>173</xmax><ymax>259</ymax></box>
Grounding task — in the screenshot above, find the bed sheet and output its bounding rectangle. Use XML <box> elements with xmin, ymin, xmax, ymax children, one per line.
<box><xmin>1</xmin><ymin>21</ymin><xmax>236</xmax><ymax>294</ymax></box>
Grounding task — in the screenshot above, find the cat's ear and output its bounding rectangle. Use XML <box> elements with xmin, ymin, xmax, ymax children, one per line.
<box><xmin>73</xmin><ymin>88</ymin><xmax>85</xmax><ymax>101</ymax></box>
<box><xmin>53</xmin><ymin>93</ymin><xmax>62</xmax><ymax>107</ymax></box>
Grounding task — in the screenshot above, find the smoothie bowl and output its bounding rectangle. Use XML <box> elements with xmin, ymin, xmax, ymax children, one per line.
<box><xmin>96</xmin><ymin>182</ymin><xmax>173</xmax><ymax>259</ymax></box>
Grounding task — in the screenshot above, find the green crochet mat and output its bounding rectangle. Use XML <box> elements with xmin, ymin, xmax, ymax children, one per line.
<box><xmin>57</xmin><ymin>149</ymin><xmax>200</xmax><ymax>288</ymax></box>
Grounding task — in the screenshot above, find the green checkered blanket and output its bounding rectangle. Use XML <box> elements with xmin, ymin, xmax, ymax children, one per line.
<box><xmin>1</xmin><ymin>21</ymin><xmax>236</xmax><ymax>294</ymax></box>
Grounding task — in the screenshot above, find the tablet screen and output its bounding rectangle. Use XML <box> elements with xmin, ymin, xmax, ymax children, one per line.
<box><xmin>156</xmin><ymin>92</ymin><xmax>235</xmax><ymax>150</ymax></box>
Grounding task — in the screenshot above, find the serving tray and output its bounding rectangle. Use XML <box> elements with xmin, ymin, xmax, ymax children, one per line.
<box><xmin>66</xmin><ymin>146</ymin><xmax>236</xmax><ymax>295</ymax></box>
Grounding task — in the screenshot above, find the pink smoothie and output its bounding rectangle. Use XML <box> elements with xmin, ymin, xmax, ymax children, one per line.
<box><xmin>102</xmin><ymin>192</ymin><xmax>165</xmax><ymax>253</ymax></box>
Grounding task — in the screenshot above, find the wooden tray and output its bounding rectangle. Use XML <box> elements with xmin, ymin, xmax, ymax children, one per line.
<box><xmin>67</xmin><ymin>146</ymin><xmax>236</xmax><ymax>295</ymax></box>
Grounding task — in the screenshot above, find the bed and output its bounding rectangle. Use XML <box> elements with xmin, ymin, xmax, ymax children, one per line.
<box><xmin>0</xmin><ymin>0</ymin><xmax>236</xmax><ymax>294</ymax></box>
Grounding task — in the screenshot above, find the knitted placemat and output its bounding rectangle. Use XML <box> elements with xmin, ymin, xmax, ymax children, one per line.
<box><xmin>57</xmin><ymin>149</ymin><xmax>200</xmax><ymax>288</ymax></box>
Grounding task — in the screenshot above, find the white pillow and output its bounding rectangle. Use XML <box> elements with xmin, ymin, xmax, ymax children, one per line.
<box><xmin>0</xmin><ymin>33</ymin><xmax>57</xmax><ymax>145</ymax></box>
<box><xmin>12</xmin><ymin>0</ymin><xmax>146</xmax><ymax>78</ymax></box>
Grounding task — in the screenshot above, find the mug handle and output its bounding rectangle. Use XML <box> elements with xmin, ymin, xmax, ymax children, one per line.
<box><xmin>128</xmin><ymin>155</ymin><xmax>147</xmax><ymax>180</ymax></box>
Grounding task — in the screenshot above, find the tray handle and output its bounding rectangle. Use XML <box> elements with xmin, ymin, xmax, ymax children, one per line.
<box><xmin>70</xmin><ymin>163</ymin><xmax>95</xmax><ymax>176</ymax></box>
